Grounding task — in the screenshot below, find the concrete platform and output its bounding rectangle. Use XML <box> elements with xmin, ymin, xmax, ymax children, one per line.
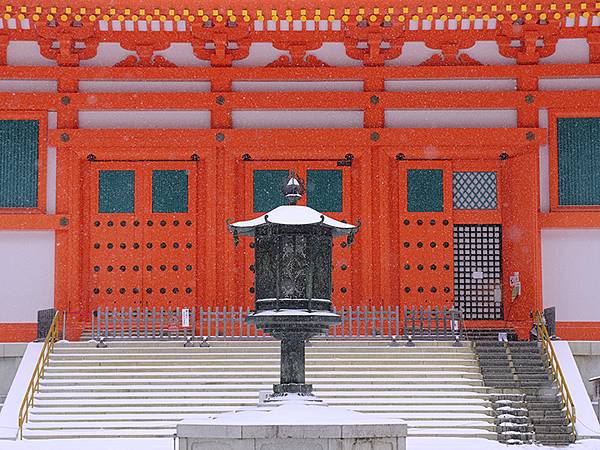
<box><xmin>177</xmin><ymin>401</ymin><xmax>407</xmax><ymax>450</ymax></box>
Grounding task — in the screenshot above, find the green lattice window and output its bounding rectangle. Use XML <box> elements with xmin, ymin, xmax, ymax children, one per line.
<box><xmin>0</xmin><ymin>120</ymin><xmax>40</xmax><ymax>209</ymax></box>
<box><xmin>152</xmin><ymin>170</ymin><xmax>189</xmax><ymax>213</ymax></box>
<box><xmin>253</xmin><ymin>170</ymin><xmax>288</xmax><ymax>213</ymax></box>
<box><xmin>407</xmin><ymin>169</ymin><xmax>444</xmax><ymax>212</ymax></box>
<box><xmin>557</xmin><ymin>117</ymin><xmax>600</xmax><ymax>206</ymax></box>
<box><xmin>307</xmin><ymin>170</ymin><xmax>343</xmax><ymax>212</ymax></box>
<box><xmin>453</xmin><ymin>172</ymin><xmax>497</xmax><ymax>210</ymax></box>
<box><xmin>98</xmin><ymin>170</ymin><xmax>135</xmax><ymax>213</ymax></box>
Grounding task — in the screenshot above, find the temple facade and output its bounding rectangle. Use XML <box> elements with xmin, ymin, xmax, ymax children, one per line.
<box><xmin>0</xmin><ymin>1</ymin><xmax>599</xmax><ymax>340</ymax></box>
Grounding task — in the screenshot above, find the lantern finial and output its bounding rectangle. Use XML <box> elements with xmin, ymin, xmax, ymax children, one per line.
<box><xmin>282</xmin><ymin>169</ymin><xmax>304</xmax><ymax>205</ymax></box>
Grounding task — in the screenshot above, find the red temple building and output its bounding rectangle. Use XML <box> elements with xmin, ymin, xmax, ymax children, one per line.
<box><xmin>0</xmin><ymin>0</ymin><xmax>599</xmax><ymax>342</ymax></box>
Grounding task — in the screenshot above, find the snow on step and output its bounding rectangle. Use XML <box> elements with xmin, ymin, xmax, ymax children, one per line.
<box><xmin>24</xmin><ymin>339</ymin><xmax>496</xmax><ymax>440</ymax></box>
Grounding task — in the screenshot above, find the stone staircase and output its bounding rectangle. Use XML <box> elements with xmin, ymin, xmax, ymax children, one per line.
<box><xmin>22</xmin><ymin>339</ymin><xmax>497</xmax><ymax>439</ymax></box>
<box><xmin>474</xmin><ymin>339</ymin><xmax>574</xmax><ymax>445</ymax></box>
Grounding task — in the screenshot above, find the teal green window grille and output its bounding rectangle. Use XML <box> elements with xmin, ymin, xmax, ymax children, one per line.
<box><xmin>152</xmin><ymin>170</ymin><xmax>189</xmax><ymax>213</ymax></box>
<box><xmin>98</xmin><ymin>170</ymin><xmax>135</xmax><ymax>213</ymax></box>
<box><xmin>407</xmin><ymin>169</ymin><xmax>444</xmax><ymax>212</ymax></box>
<box><xmin>0</xmin><ymin>120</ymin><xmax>40</xmax><ymax>209</ymax></box>
<box><xmin>557</xmin><ymin>117</ymin><xmax>600</xmax><ymax>206</ymax></box>
<box><xmin>307</xmin><ymin>170</ymin><xmax>343</xmax><ymax>212</ymax></box>
<box><xmin>253</xmin><ymin>170</ymin><xmax>288</xmax><ymax>212</ymax></box>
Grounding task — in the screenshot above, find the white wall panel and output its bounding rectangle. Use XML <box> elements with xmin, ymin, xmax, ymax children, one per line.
<box><xmin>80</xmin><ymin>43</ymin><xmax>134</xmax><ymax>67</ymax></box>
<box><xmin>538</xmin><ymin>109</ymin><xmax>550</xmax><ymax>213</ymax></box>
<box><xmin>47</xmin><ymin>112</ymin><xmax>57</xmax><ymax>129</ymax></box>
<box><xmin>540</xmin><ymin>38</ymin><xmax>589</xmax><ymax>65</ymax></box>
<box><xmin>232</xmin><ymin>110</ymin><xmax>363</xmax><ymax>128</ymax></box>
<box><xmin>307</xmin><ymin>42</ymin><xmax>362</xmax><ymax>66</ymax></box>
<box><xmin>0</xmin><ymin>80</ymin><xmax>57</xmax><ymax>92</ymax></box>
<box><xmin>154</xmin><ymin>43</ymin><xmax>210</xmax><ymax>67</ymax></box>
<box><xmin>233</xmin><ymin>43</ymin><xmax>288</xmax><ymax>67</ymax></box>
<box><xmin>0</xmin><ymin>232</ymin><xmax>55</xmax><ymax>322</ymax></box>
<box><xmin>46</xmin><ymin>147</ymin><xmax>56</xmax><ymax>215</ymax></box>
<box><xmin>539</xmin><ymin>77</ymin><xmax>600</xmax><ymax>90</ymax></box>
<box><xmin>386</xmin><ymin>42</ymin><xmax>437</xmax><ymax>66</ymax></box>
<box><xmin>78</xmin><ymin>110</ymin><xmax>211</xmax><ymax>129</ymax></box>
<box><xmin>385</xmin><ymin>79</ymin><xmax>516</xmax><ymax>92</ymax></box>
<box><xmin>539</xmin><ymin>145</ymin><xmax>550</xmax><ymax>213</ymax></box>
<box><xmin>232</xmin><ymin>80</ymin><xmax>363</xmax><ymax>92</ymax></box>
<box><xmin>79</xmin><ymin>80</ymin><xmax>211</xmax><ymax>92</ymax></box>
<box><xmin>6</xmin><ymin>41</ymin><xmax>56</xmax><ymax>66</ymax></box>
<box><xmin>542</xmin><ymin>229</ymin><xmax>600</xmax><ymax>322</ymax></box>
<box><xmin>462</xmin><ymin>41</ymin><xmax>515</xmax><ymax>65</ymax></box>
<box><xmin>385</xmin><ymin>109</ymin><xmax>517</xmax><ymax>128</ymax></box>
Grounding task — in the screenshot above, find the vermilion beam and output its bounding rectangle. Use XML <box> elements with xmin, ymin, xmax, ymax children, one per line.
<box><xmin>48</xmin><ymin>127</ymin><xmax>546</xmax><ymax>148</ymax></box>
<box><xmin>0</xmin><ymin>63</ymin><xmax>599</xmax><ymax>81</ymax></box>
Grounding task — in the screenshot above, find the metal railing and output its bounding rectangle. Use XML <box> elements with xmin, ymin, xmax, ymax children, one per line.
<box><xmin>91</xmin><ymin>306</ymin><xmax>464</xmax><ymax>340</ymax></box>
<box><xmin>403</xmin><ymin>306</ymin><xmax>464</xmax><ymax>340</ymax></box>
<box><xmin>18</xmin><ymin>311</ymin><xmax>62</xmax><ymax>439</ymax></box>
<box><xmin>534</xmin><ymin>311</ymin><xmax>577</xmax><ymax>441</ymax></box>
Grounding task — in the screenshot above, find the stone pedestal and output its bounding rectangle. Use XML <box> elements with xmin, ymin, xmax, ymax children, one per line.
<box><xmin>177</xmin><ymin>402</ymin><xmax>407</xmax><ymax>450</ymax></box>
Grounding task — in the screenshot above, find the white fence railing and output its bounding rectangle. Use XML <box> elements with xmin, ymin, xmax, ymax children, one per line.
<box><xmin>91</xmin><ymin>306</ymin><xmax>464</xmax><ymax>340</ymax></box>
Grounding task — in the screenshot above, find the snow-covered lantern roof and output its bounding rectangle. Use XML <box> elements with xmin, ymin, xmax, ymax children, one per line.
<box><xmin>228</xmin><ymin>170</ymin><xmax>359</xmax><ymax>245</ymax></box>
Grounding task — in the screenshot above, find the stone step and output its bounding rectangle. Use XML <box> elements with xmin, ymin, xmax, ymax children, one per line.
<box><xmin>23</xmin><ymin>340</ymin><xmax>497</xmax><ymax>440</ymax></box>
<box><xmin>44</xmin><ymin>364</ymin><xmax>481</xmax><ymax>373</ymax></box>
<box><xmin>40</xmin><ymin>371</ymin><xmax>484</xmax><ymax>381</ymax></box>
<box><xmin>28</xmin><ymin>404</ymin><xmax>494</xmax><ymax>415</ymax></box>
<box><xmin>35</xmin><ymin>391</ymin><xmax>494</xmax><ymax>401</ymax></box>
<box><xmin>48</xmin><ymin>357</ymin><xmax>477</xmax><ymax>366</ymax></box>
<box><xmin>50</xmin><ymin>352</ymin><xmax>474</xmax><ymax>360</ymax></box>
<box><xmin>31</xmin><ymin>398</ymin><xmax>492</xmax><ymax>408</ymax></box>
<box><xmin>37</xmin><ymin>383</ymin><xmax>492</xmax><ymax>393</ymax></box>
<box><xmin>40</xmin><ymin>377</ymin><xmax>486</xmax><ymax>387</ymax></box>
<box><xmin>28</xmin><ymin>411</ymin><xmax>495</xmax><ymax>423</ymax></box>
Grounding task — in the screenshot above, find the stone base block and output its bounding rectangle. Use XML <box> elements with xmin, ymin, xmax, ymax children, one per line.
<box><xmin>179</xmin><ymin>436</ymin><xmax>404</xmax><ymax>450</ymax></box>
<box><xmin>177</xmin><ymin>402</ymin><xmax>407</xmax><ymax>450</ymax></box>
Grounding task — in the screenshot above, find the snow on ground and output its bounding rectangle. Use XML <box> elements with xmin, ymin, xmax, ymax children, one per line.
<box><xmin>0</xmin><ymin>343</ymin><xmax>43</xmax><ymax>439</ymax></box>
<box><xmin>408</xmin><ymin>438</ymin><xmax>600</xmax><ymax>450</ymax></box>
<box><xmin>554</xmin><ymin>341</ymin><xmax>600</xmax><ymax>438</ymax></box>
<box><xmin>0</xmin><ymin>438</ymin><xmax>173</xmax><ymax>450</ymax></box>
<box><xmin>0</xmin><ymin>437</ymin><xmax>599</xmax><ymax>450</ymax></box>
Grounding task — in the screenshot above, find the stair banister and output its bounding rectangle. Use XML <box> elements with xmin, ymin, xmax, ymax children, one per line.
<box><xmin>17</xmin><ymin>310</ymin><xmax>62</xmax><ymax>439</ymax></box>
<box><xmin>534</xmin><ymin>311</ymin><xmax>577</xmax><ymax>441</ymax></box>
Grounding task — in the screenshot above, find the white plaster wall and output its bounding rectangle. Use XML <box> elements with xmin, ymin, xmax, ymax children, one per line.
<box><xmin>78</xmin><ymin>110</ymin><xmax>211</xmax><ymax>128</ymax></box>
<box><xmin>307</xmin><ymin>42</ymin><xmax>362</xmax><ymax>67</ymax></box>
<box><xmin>79</xmin><ymin>80</ymin><xmax>211</xmax><ymax>92</ymax></box>
<box><xmin>539</xmin><ymin>77</ymin><xmax>600</xmax><ymax>91</ymax></box>
<box><xmin>80</xmin><ymin>42</ymin><xmax>135</xmax><ymax>67</ymax></box>
<box><xmin>232</xmin><ymin>110</ymin><xmax>364</xmax><ymax>128</ymax></box>
<box><xmin>542</xmin><ymin>229</ymin><xmax>600</xmax><ymax>322</ymax></box>
<box><xmin>462</xmin><ymin>41</ymin><xmax>515</xmax><ymax>66</ymax></box>
<box><xmin>540</xmin><ymin>38</ymin><xmax>589</xmax><ymax>65</ymax></box>
<box><xmin>6</xmin><ymin>41</ymin><xmax>55</xmax><ymax>66</ymax></box>
<box><xmin>0</xmin><ymin>80</ymin><xmax>56</xmax><ymax>92</ymax></box>
<box><xmin>232</xmin><ymin>80</ymin><xmax>363</xmax><ymax>92</ymax></box>
<box><xmin>384</xmin><ymin>79</ymin><xmax>516</xmax><ymax>92</ymax></box>
<box><xmin>234</xmin><ymin>43</ymin><xmax>288</xmax><ymax>67</ymax></box>
<box><xmin>46</xmin><ymin>147</ymin><xmax>56</xmax><ymax>215</ymax></box>
<box><xmin>538</xmin><ymin>109</ymin><xmax>550</xmax><ymax>213</ymax></box>
<box><xmin>386</xmin><ymin>42</ymin><xmax>437</xmax><ymax>66</ymax></box>
<box><xmin>0</xmin><ymin>232</ymin><xmax>55</xmax><ymax>323</ymax></box>
<box><xmin>385</xmin><ymin>109</ymin><xmax>517</xmax><ymax>128</ymax></box>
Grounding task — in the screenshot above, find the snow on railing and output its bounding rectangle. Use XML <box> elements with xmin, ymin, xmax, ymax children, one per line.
<box><xmin>90</xmin><ymin>306</ymin><xmax>464</xmax><ymax>340</ymax></box>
